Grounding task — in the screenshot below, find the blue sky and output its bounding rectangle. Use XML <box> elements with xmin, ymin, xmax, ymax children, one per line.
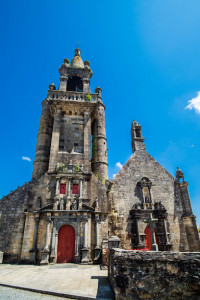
<box><xmin>1</xmin><ymin>0</ymin><xmax>200</xmax><ymax>224</ymax></box>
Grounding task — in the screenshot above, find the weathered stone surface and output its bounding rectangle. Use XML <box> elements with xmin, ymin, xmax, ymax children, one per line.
<box><xmin>109</xmin><ymin>248</ymin><xmax>200</xmax><ymax>300</ymax></box>
<box><xmin>108</xmin><ymin>123</ymin><xmax>200</xmax><ymax>251</ymax></box>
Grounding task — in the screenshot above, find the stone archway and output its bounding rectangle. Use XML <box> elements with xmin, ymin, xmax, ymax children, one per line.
<box><xmin>57</xmin><ymin>225</ymin><xmax>75</xmax><ymax>263</ymax></box>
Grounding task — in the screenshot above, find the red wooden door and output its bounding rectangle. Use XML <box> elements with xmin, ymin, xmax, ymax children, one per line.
<box><xmin>57</xmin><ymin>225</ymin><xmax>75</xmax><ymax>263</ymax></box>
<box><xmin>144</xmin><ymin>226</ymin><xmax>159</xmax><ymax>250</ymax></box>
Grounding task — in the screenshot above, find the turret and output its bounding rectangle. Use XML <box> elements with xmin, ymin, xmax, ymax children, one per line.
<box><xmin>91</xmin><ymin>87</ymin><xmax>108</xmax><ymax>181</ymax></box>
<box><xmin>32</xmin><ymin>98</ymin><xmax>53</xmax><ymax>179</ymax></box>
<box><xmin>131</xmin><ymin>120</ymin><xmax>145</xmax><ymax>152</ymax></box>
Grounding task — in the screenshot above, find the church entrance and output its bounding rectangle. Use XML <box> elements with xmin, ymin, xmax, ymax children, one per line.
<box><xmin>144</xmin><ymin>226</ymin><xmax>159</xmax><ymax>250</ymax></box>
<box><xmin>57</xmin><ymin>225</ymin><xmax>75</xmax><ymax>263</ymax></box>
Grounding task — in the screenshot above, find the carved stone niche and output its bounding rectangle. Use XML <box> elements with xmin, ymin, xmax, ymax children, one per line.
<box><xmin>137</xmin><ymin>177</ymin><xmax>153</xmax><ymax>209</ymax></box>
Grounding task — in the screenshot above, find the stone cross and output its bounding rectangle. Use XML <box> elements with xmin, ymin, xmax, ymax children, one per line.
<box><xmin>144</xmin><ymin>213</ymin><xmax>158</xmax><ymax>251</ymax></box>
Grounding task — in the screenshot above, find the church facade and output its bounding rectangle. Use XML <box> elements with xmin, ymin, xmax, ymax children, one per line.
<box><xmin>0</xmin><ymin>49</ymin><xmax>199</xmax><ymax>264</ymax></box>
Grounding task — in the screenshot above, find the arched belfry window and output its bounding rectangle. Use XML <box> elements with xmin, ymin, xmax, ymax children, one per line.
<box><xmin>137</xmin><ymin>177</ymin><xmax>152</xmax><ymax>208</ymax></box>
<box><xmin>67</xmin><ymin>76</ymin><xmax>83</xmax><ymax>92</ymax></box>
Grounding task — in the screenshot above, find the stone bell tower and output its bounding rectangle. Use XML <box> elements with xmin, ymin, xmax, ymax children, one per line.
<box><xmin>23</xmin><ymin>49</ymin><xmax>109</xmax><ymax>264</ymax></box>
<box><xmin>32</xmin><ymin>48</ymin><xmax>108</xmax><ymax>181</ymax></box>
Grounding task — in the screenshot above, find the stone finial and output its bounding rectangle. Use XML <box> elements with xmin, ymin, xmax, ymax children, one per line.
<box><xmin>131</xmin><ymin>120</ymin><xmax>145</xmax><ymax>152</ymax></box>
<box><xmin>176</xmin><ymin>167</ymin><xmax>185</xmax><ymax>182</ymax></box>
<box><xmin>132</xmin><ymin>120</ymin><xmax>140</xmax><ymax>127</ymax></box>
<box><xmin>75</xmin><ymin>48</ymin><xmax>81</xmax><ymax>56</ymax></box>
<box><xmin>95</xmin><ymin>86</ymin><xmax>102</xmax><ymax>97</ymax></box>
<box><xmin>84</xmin><ymin>60</ymin><xmax>90</xmax><ymax>68</ymax></box>
<box><xmin>131</xmin><ymin>120</ymin><xmax>143</xmax><ymax>139</ymax></box>
<box><xmin>63</xmin><ymin>58</ymin><xmax>69</xmax><ymax>64</ymax></box>
<box><xmin>49</xmin><ymin>83</ymin><xmax>56</xmax><ymax>91</ymax></box>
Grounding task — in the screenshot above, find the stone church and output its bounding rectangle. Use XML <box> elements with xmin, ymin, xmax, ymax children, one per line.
<box><xmin>0</xmin><ymin>49</ymin><xmax>199</xmax><ymax>265</ymax></box>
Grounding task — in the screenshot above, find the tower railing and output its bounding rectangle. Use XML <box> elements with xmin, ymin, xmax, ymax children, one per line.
<box><xmin>47</xmin><ymin>91</ymin><xmax>99</xmax><ymax>102</ymax></box>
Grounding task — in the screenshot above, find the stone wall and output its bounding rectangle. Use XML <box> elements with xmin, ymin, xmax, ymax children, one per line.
<box><xmin>0</xmin><ymin>182</ymin><xmax>33</xmax><ymax>262</ymax></box>
<box><xmin>108</xmin><ymin>248</ymin><xmax>200</xmax><ymax>300</ymax></box>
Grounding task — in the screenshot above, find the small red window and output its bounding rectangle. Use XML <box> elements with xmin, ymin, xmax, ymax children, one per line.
<box><xmin>60</xmin><ymin>184</ymin><xmax>66</xmax><ymax>194</ymax></box>
<box><xmin>72</xmin><ymin>184</ymin><xmax>79</xmax><ymax>194</ymax></box>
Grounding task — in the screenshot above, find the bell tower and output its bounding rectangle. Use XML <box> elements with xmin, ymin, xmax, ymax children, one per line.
<box><xmin>32</xmin><ymin>49</ymin><xmax>108</xmax><ymax>181</ymax></box>
<box><xmin>131</xmin><ymin>120</ymin><xmax>146</xmax><ymax>152</ymax></box>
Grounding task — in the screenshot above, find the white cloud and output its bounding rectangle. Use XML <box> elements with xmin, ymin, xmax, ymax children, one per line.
<box><xmin>116</xmin><ymin>162</ymin><xmax>123</xmax><ymax>170</ymax></box>
<box><xmin>185</xmin><ymin>91</ymin><xmax>200</xmax><ymax>114</ymax></box>
<box><xmin>113</xmin><ymin>174</ymin><xmax>116</xmax><ymax>178</ymax></box>
<box><xmin>22</xmin><ymin>156</ymin><xmax>31</xmax><ymax>162</ymax></box>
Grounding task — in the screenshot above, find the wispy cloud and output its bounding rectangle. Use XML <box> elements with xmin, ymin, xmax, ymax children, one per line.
<box><xmin>113</xmin><ymin>174</ymin><xmax>116</xmax><ymax>178</ymax></box>
<box><xmin>22</xmin><ymin>156</ymin><xmax>31</xmax><ymax>162</ymax></box>
<box><xmin>116</xmin><ymin>162</ymin><xmax>123</xmax><ymax>169</ymax></box>
<box><xmin>185</xmin><ymin>91</ymin><xmax>200</xmax><ymax>114</ymax></box>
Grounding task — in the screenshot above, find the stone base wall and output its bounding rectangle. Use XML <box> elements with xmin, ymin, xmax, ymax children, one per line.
<box><xmin>0</xmin><ymin>182</ymin><xmax>33</xmax><ymax>262</ymax></box>
<box><xmin>108</xmin><ymin>248</ymin><xmax>200</xmax><ymax>300</ymax></box>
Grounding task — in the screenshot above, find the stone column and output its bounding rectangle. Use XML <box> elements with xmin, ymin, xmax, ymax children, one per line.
<box><xmin>79</xmin><ymin>177</ymin><xmax>83</xmax><ymax>210</ymax></box>
<box><xmin>29</xmin><ymin>215</ymin><xmax>39</xmax><ymax>263</ymax></box>
<box><xmin>108</xmin><ymin>236</ymin><xmax>121</xmax><ymax>267</ymax></box>
<box><xmin>83</xmin><ymin>219</ymin><xmax>88</xmax><ymax>248</ymax></box>
<box><xmin>108</xmin><ymin>236</ymin><xmax>121</xmax><ymax>250</ymax></box>
<box><xmin>81</xmin><ymin>217</ymin><xmax>90</xmax><ymax>263</ymax></box>
<box><xmin>50</xmin><ymin>225</ymin><xmax>57</xmax><ymax>264</ymax></box>
<box><xmin>44</xmin><ymin>217</ymin><xmax>51</xmax><ymax>251</ymax></box>
<box><xmin>94</xmin><ymin>215</ymin><xmax>101</xmax><ymax>263</ymax></box>
<box><xmin>137</xmin><ymin>219</ymin><xmax>145</xmax><ymax>248</ymax></box>
<box><xmin>66</xmin><ymin>178</ymin><xmax>71</xmax><ymax>210</ymax></box>
<box><xmin>40</xmin><ymin>216</ymin><xmax>51</xmax><ymax>265</ymax></box>
<box><xmin>96</xmin><ymin>217</ymin><xmax>100</xmax><ymax>248</ymax></box>
<box><xmin>75</xmin><ymin>234</ymin><xmax>80</xmax><ymax>263</ymax></box>
<box><xmin>164</xmin><ymin>219</ymin><xmax>172</xmax><ymax>249</ymax></box>
<box><xmin>55</xmin><ymin>177</ymin><xmax>60</xmax><ymax>195</ymax></box>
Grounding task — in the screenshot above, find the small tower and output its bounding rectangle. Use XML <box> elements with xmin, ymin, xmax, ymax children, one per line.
<box><xmin>91</xmin><ymin>86</ymin><xmax>108</xmax><ymax>181</ymax></box>
<box><xmin>131</xmin><ymin>121</ymin><xmax>145</xmax><ymax>152</ymax></box>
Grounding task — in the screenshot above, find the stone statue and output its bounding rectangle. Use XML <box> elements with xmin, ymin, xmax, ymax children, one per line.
<box><xmin>60</xmin><ymin>198</ymin><xmax>64</xmax><ymax>210</ymax></box>
<box><xmin>72</xmin><ymin>198</ymin><xmax>78</xmax><ymax>210</ymax></box>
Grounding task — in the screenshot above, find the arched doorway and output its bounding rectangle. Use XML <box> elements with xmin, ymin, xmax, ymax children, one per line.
<box><xmin>57</xmin><ymin>225</ymin><xmax>75</xmax><ymax>263</ymax></box>
<box><xmin>144</xmin><ymin>226</ymin><xmax>159</xmax><ymax>250</ymax></box>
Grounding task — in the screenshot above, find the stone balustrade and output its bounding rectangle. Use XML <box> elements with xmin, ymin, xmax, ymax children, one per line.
<box><xmin>55</xmin><ymin>162</ymin><xmax>84</xmax><ymax>174</ymax></box>
<box><xmin>47</xmin><ymin>91</ymin><xmax>99</xmax><ymax>102</ymax></box>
